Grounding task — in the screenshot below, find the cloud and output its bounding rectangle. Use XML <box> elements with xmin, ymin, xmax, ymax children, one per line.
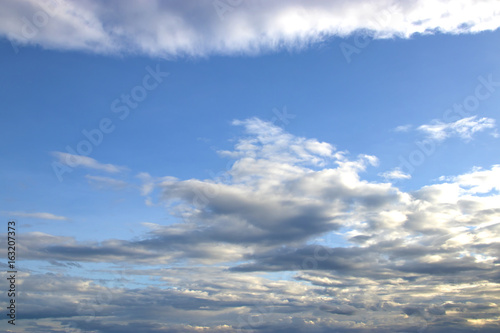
<box><xmin>11</xmin><ymin>119</ymin><xmax>500</xmax><ymax>332</ymax></box>
<box><xmin>2</xmin><ymin>211</ymin><xmax>68</xmax><ymax>220</ymax></box>
<box><xmin>1</xmin><ymin>0</ymin><xmax>500</xmax><ymax>57</ymax></box>
<box><xmin>52</xmin><ymin>151</ymin><xmax>126</xmax><ymax>173</ymax></box>
<box><xmin>319</xmin><ymin>304</ymin><xmax>357</xmax><ymax>315</ymax></box>
<box><xmin>14</xmin><ymin>119</ymin><xmax>398</xmax><ymax>264</ymax></box>
<box><xmin>379</xmin><ymin>167</ymin><xmax>412</xmax><ymax>180</ymax></box>
<box><xmin>417</xmin><ymin>116</ymin><xmax>497</xmax><ymax>142</ymax></box>
<box><xmin>26</xmin><ymin>121</ymin><xmax>500</xmax><ymax>268</ymax></box>
<box><xmin>17</xmin><ymin>121</ymin><xmax>500</xmax><ymax>290</ymax></box>
<box><xmin>441</xmin><ymin>164</ymin><xmax>500</xmax><ymax>195</ymax></box>
<box><xmin>220</xmin><ymin>117</ymin><xmax>337</xmax><ymax>165</ymax></box>
<box><xmin>394</xmin><ymin>124</ymin><xmax>412</xmax><ymax>132</ymax></box>
<box><xmin>11</xmin><ymin>264</ymin><xmax>500</xmax><ymax>332</ymax></box>
<box><xmin>85</xmin><ymin>175</ymin><xmax>129</xmax><ymax>190</ymax></box>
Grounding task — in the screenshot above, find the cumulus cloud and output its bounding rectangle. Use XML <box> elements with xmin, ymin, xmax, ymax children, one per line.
<box><xmin>441</xmin><ymin>164</ymin><xmax>500</xmax><ymax>195</ymax></box>
<box><xmin>1</xmin><ymin>0</ymin><xmax>499</xmax><ymax>57</ymax></box>
<box><xmin>417</xmin><ymin>116</ymin><xmax>497</xmax><ymax>142</ymax></box>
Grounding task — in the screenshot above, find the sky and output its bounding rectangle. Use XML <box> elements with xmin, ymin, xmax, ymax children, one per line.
<box><xmin>1</xmin><ymin>0</ymin><xmax>500</xmax><ymax>332</ymax></box>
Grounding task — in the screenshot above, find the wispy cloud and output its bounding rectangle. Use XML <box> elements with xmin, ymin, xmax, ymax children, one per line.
<box><xmin>417</xmin><ymin>116</ymin><xmax>496</xmax><ymax>142</ymax></box>
<box><xmin>379</xmin><ymin>167</ymin><xmax>412</xmax><ymax>180</ymax></box>
<box><xmin>85</xmin><ymin>175</ymin><xmax>128</xmax><ymax>190</ymax></box>
<box><xmin>1</xmin><ymin>0</ymin><xmax>499</xmax><ymax>57</ymax></box>
<box><xmin>52</xmin><ymin>152</ymin><xmax>126</xmax><ymax>173</ymax></box>
<box><xmin>2</xmin><ymin>211</ymin><xmax>68</xmax><ymax>220</ymax></box>
<box><xmin>394</xmin><ymin>124</ymin><xmax>412</xmax><ymax>132</ymax></box>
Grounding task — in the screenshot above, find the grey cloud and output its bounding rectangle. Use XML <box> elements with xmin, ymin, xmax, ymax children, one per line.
<box><xmin>319</xmin><ymin>304</ymin><xmax>357</xmax><ymax>315</ymax></box>
<box><xmin>230</xmin><ymin>245</ymin><xmax>376</xmax><ymax>273</ymax></box>
<box><xmin>394</xmin><ymin>257</ymin><xmax>492</xmax><ymax>275</ymax></box>
<box><xmin>13</xmin><ymin>264</ymin><xmax>500</xmax><ymax>333</ymax></box>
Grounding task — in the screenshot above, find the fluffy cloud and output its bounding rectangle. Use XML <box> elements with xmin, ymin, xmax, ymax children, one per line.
<box><xmin>1</xmin><ymin>0</ymin><xmax>499</xmax><ymax>57</ymax></box>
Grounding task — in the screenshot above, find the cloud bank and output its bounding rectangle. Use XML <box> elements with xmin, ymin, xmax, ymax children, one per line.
<box><xmin>6</xmin><ymin>118</ymin><xmax>500</xmax><ymax>332</ymax></box>
<box><xmin>1</xmin><ymin>0</ymin><xmax>500</xmax><ymax>57</ymax></box>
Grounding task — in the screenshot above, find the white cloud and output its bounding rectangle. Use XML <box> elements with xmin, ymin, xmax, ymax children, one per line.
<box><xmin>379</xmin><ymin>167</ymin><xmax>412</xmax><ymax>180</ymax></box>
<box><xmin>1</xmin><ymin>0</ymin><xmax>499</xmax><ymax>57</ymax></box>
<box><xmin>445</xmin><ymin>164</ymin><xmax>500</xmax><ymax>195</ymax></box>
<box><xmin>52</xmin><ymin>151</ymin><xmax>126</xmax><ymax>173</ymax></box>
<box><xmin>417</xmin><ymin>116</ymin><xmax>497</xmax><ymax>141</ymax></box>
<box><xmin>223</xmin><ymin>117</ymin><xmax>337</xmax><ymax>168</ymax></box>
<box><xmin>2</xmin><ymin>211</ymin><xmax>68</xmax><ymax>220</ymax></box>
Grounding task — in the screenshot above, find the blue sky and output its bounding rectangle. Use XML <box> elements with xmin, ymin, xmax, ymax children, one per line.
<box><xmin>1</xmin><ymin>1</ymin><xmax>500</xmax><ymax>332</ymax></box>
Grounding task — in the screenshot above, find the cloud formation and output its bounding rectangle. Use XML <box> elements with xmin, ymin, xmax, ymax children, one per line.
<box><xmin>8</xmin><ymin>119</ymin><xmax>500</xmax><ymax>332</ymax></box>
<box><xmin>1</xmin><ymin>0</ymin><xmax>500</xmax><ymax>57</ymax></box>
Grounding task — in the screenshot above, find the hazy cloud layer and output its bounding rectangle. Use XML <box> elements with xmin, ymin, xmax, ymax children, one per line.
<box><xmin>1</xmin><ymin>0</ymin><xmax>500</xmax><ymax>57</ymax></box>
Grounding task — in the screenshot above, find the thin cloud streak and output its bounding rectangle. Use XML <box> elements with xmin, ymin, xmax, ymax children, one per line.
<box><xmin>2</xmin><ymin>211</ymin><xmax>68</xmax><ymax>220</ymax></box>
<box><xmin>52</xmin><ymin>151</ymin><xmax>126</xmax><ymax>173</ymax></box>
